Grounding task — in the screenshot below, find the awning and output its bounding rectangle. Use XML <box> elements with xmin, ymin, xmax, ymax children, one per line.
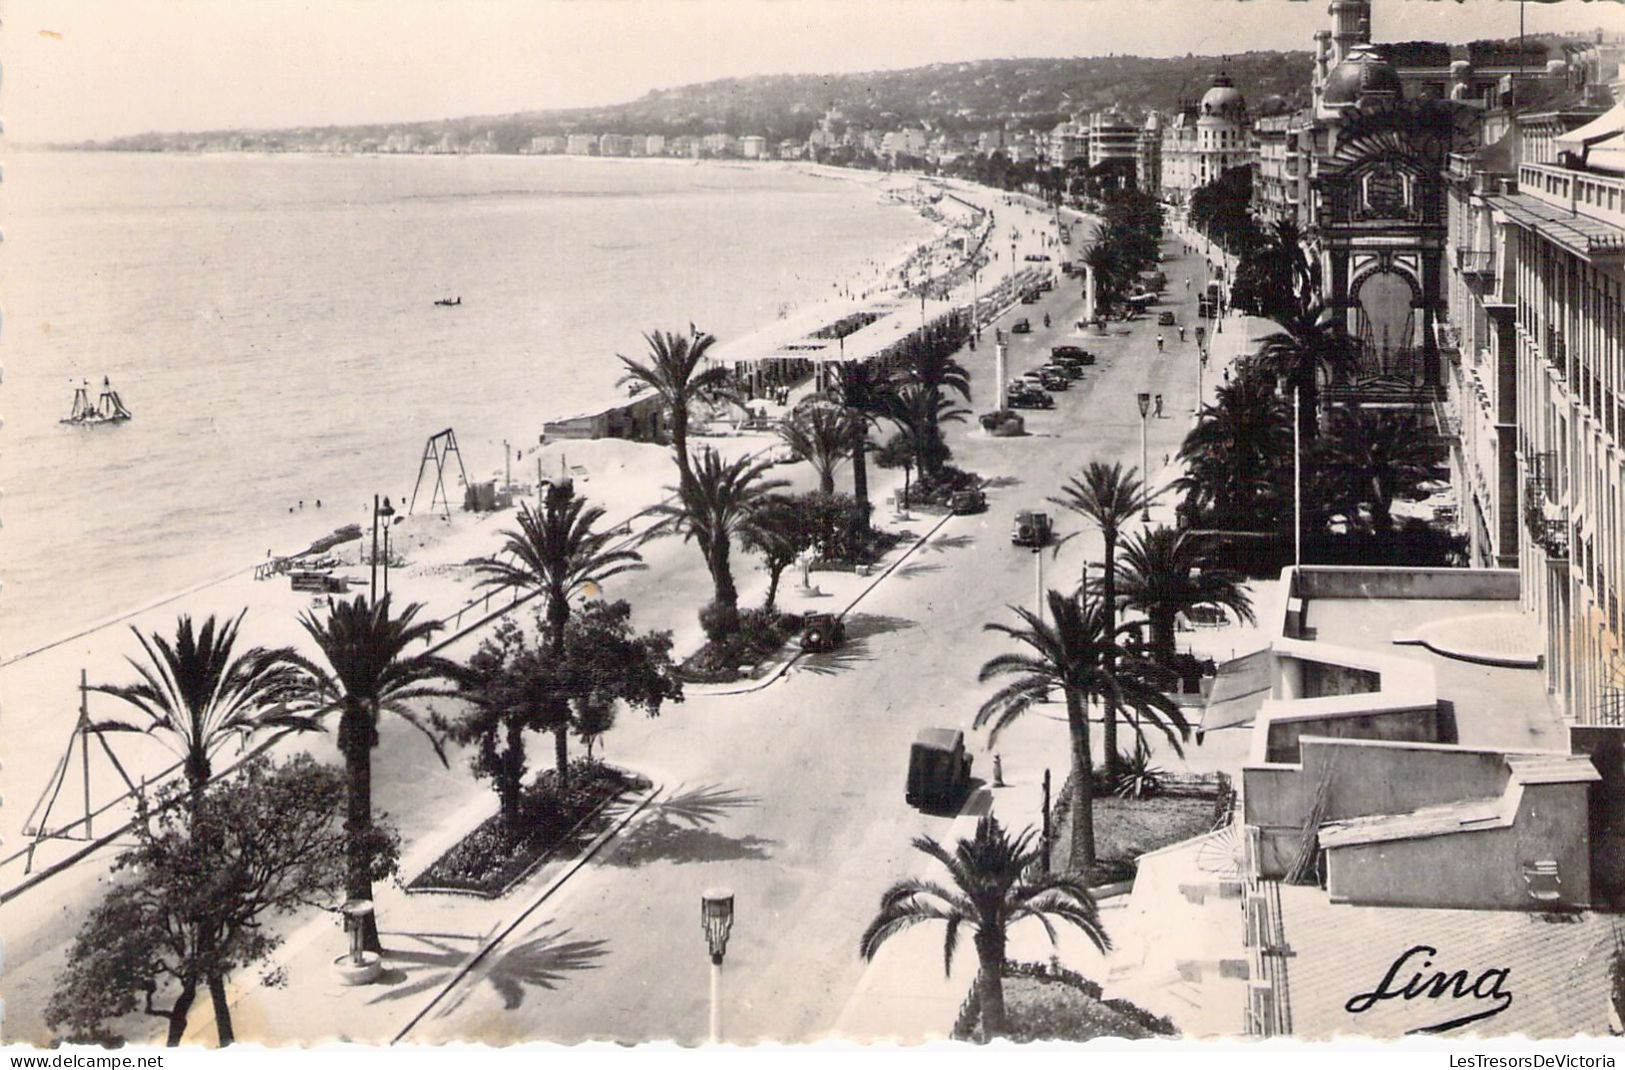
<box><xmin>1555</xmin><ymin>100</ymin><xmax>1625</xmax><ymax>149</ymax></box>
<box><xmin>1199</xmin><ymin>647</ymin><xmax>1273</xmax><ymax>733</ymax></box>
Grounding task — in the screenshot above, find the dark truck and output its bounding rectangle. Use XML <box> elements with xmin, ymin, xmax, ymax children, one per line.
<box><xmin>906</xmin><ymin>727</ymin><xmax>974</xmax><ymax>810</ymax></box>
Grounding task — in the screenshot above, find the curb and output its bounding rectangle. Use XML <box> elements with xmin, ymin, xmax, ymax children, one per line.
<box><xmin>687</xmin><ymin>507</ymin><xmax>959</xmax><ymax>698</ymax></box>
<box><xmin>389</xmin><ymin>778</ymin><xmax>662</xmax><ymax>1043</ymax></box>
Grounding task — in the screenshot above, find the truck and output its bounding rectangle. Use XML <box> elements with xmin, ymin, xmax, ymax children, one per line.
<box><xmin>905</xmin><ymin>728</ymin><xmax>974</xmax><ymax>810</ymax></box>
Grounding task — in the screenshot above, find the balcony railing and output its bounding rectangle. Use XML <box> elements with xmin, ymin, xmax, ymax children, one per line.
<box><xmin>1457</xmin><ymin>247</ymin><xmax>1495</xmax><ymax>278</ymax></box>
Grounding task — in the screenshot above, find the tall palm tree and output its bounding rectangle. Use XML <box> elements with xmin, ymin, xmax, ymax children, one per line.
<box><xmin>977</xmin><ymin>592</ymin><xmax>1186</xmax><ymax>872</ymax></box>
<box><xmin>1319</xmin><ymin>405</ymin><xmax>1438</xmax><ymax>532</ymax></box>
<box><xmin>1114</xmin><ymin>527</ymin><xmax>1256</xmax><ymax>667</ymax></box>
<box><xmin>827</xmin><ymin>361</ymin><xmax>895</xmax><ymax>531</ymax></box>
<box><xmin>1049</xmin><ymin>462</ymin><xmax>1154</xmax><ymax>780</ymax></box>
<box><xmin>1083</xmin><ymin>239</ymin><xmax>1118</xmax><ymax>317</ymax></box>
<box><xmin>1175</xmin><ymin>365</ymin><xmax>1292</xmax><ymax>531</ymax></box>
<box><xmin>899</xmin><ymin>338</ymin><xmax>972</xmax><ymax>472</ymax></box>
<box><xmin>616</xmin><ymin>326</ymin><xmax>733</xmax><ymax>493</ymax></box>
<box><xmin>651</xmin><ymin>448</ymin><xmax>788</xmax><ymax>638</ymax></box>
<box><xmin>1256</xmin><ymin>302</ymin><xmax>1355</xmax><ymax>444</ymax></box>
<box><xmin>859</xmin><ymin>815</ymin><xmax>1109</xmax><ymax>1042</ymax></box>
<box><xmin>471</xmin><ymin>483</ymin><xmax>645</xmax><ymax>654</ymax></box>
<box><xmin>776</xmin><ymin>400</ymin><xmax>855</xmax><ymax>495</ymax></box>
<box><xmin>884</xmin><ymin>381</ymin><xmax>971</xmax><ymax>482</ymax></box>
<box><xmin>89</xmin><ymin>611</ymin><xmax>313</xmax><ymax>1046</ymax></box>
<box><xmin>285</xmin><ymin>596</ymin><xmax>461</xmax><ymax>953</ymax></box>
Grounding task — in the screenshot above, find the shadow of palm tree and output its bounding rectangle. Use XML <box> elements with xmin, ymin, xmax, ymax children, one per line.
<box><xmin>893</xmin><ymin>561</ymin><xmax>944</xmax><ymax>580</ymax></box>
<box><xmin>796</xmin><ymin>638</ymin><xmax>873</xmax><ymax>676</ymax></box>
<box><xmin>655</xmin><ymin>783</ymin><xmax>760</xmax><ymax>827</ymax></box>
<box><xmin>921</xmin><ymin>533</ymin><xmax>975</xmax><ymax>554</ymax></box>
<box><xmin>444</xmin><ymin>920</ymin><xmax>610</xmax><ymax>1014</ymax></box>
<box><xmin>604</xmin><ymin>818</ymin><xmax>778</xmax><ymax>867</ymax></box>
<box><xmin>981</xmin><ymin>475</ymin><xmax>1023</xmax><ymax>490</ymax></box>
<box><xmin>366</xmin><ymin>930</ymin><xmax>488</xmax><ymax>1005</ymax></box>
<box><xmin>841</xmin><ymin>613</ymin><xmax>917</xmax><ymax>642</ymax></box>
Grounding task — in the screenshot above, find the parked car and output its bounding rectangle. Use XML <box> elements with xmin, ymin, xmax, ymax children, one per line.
<box><xmin>1052</xmin><ymin>345</ymin><xmax>1096</xmax><ymax>366</ymax></box>
<box><xmin>1037</xmin><ymin>278</ymin><xmax>1054</xmax><ymax>293</ymax></box>
<box><xmin>800</xmin><ymin>613</ymin><xmax>846</xmax><ymax>653</ymax></box>
<box><xmin>1053</xmin><ymin>362</ymin><xmax>1086</xmax><ymax>379</ymax></box>
<box><xmin>1006</xmin><ymin>383</ymin><xmax>1055</xmax><ymax>410</ymax></box>
<box><xmin>1037</xmin><ymin>369</ymin><xmax>1070</xmax><ymax>391</ymax></box>
<box><xmin>1060</xmin><ymin>261</ymin><xmax>1077</xmax><ymax>276</ymax></box>
<box><xmin>1011</xmin><ymin>317</ymin><xmax>1032</xmax><ymax>333</ymax></box>
<box><xmin>906</xmin><ymin>728</ymin><xmax>974</xmax><ymax>811</ymax></box>
<box><xmin>949</xmin><ymin>488</ymin><xmax>987</xmax><ymax>514</ymax></box>
<box><xmin>1011</xmin><ymin>510</ymin><xmax>1054</xmax><ymax>548</ymax></box>
<box><xmin>1021</xmin><ymin>291</ymin><xmax>1041</xmax><ymax>304</ymax></box>
<box><xmin>1158</xmin><ymin>310</ymin><xmax>1177</xmax><ymax>326</ymax></box>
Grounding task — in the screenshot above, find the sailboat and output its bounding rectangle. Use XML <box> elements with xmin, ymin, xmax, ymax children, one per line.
<box><xmin>61</xmin><ymin>377</ymin><xmax>132</xmax><ymax>426</ymax></box>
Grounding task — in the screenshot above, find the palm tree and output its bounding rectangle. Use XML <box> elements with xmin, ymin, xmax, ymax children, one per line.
<box><xmin>776</xmin><ymin>400</ymin><xmax>854</xmax><ymax>495</ymax></box>
<box><xmin>651</xmin><ymin>448</ymin><xmax>788</xmax><ymax>638</ymax></box>
<box><xmin>1319</xmin><ymin>405</ymin><xmax>1438</xmax><ymax>532</ymax></box>
<box><xmin>899</xmin><ymin>338</ymin><xmax>972</xmax><ymax>474</ymax></box>
<box><xmin>471</xmin><ymin>483</ymin><xmax>645</xmax><ymax>655</ymax></box>
<box><xmin>1049</xmin><ymin>462</ymin><xmax>1154</xmax><ymax>780</ymax></box>
<box><xmin>884</xmin><ymin>381</ymin><xmax>971</xmax><ymax>482</ymax></box>
<box><xmin>827</xmin><ymin>361</ymin><xmax>895</xmax><ymax>531</ymax></box>
<box><xmin>978</xmin><ymin>593</ymin><xmax>1186</xmax><ymax>871</ymax></box>
<box><xmin>89</xmin><ymin>611</ymin><xmax>313</xmax><ymax>1046</ymax></box>
<box><xmin>1256</xmin><ymin>302</ymin><xmax>1355</xmax><ymax>444</ymax></box>
<box><xmin>1114</xmin><ymin>527</ymin><xmax>1256</xmax><ymax>667</ymax></box>
<box><xmin>285</xmin><ymin>596</ymin><xmax>461</xmax><ymax>953</ymax></box>
<box><xmin>859</xmin><ymin>815</ymin><xmax>1109</xmax><ymax>1042</ymax></box>
<box><xmin>616</xmin><ymin>326</ymin><xmax>733</xmax><ymax>492</ymax></box>
<box><xmin>1083</xmin><ymin>239</ymin><xmax>1118</xmax><ymax>317</ymax></box>
<box><xmin>1175</xmin><ymin>365</ymin><xmax>1292</xmax><ymax>531</ymax></box>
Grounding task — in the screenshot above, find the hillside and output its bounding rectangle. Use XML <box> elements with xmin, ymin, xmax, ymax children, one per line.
<box><xmin>79</xmin><ymin>52</ymin><xmax>1315</xmax><ymax>153</ymax></box>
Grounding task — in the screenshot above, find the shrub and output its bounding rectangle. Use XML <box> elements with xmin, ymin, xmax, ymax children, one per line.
<box><xmin>1111</xmin><ymin>742</ymin><xmax>1166</xmax><ymax>800</ymax></box>
<box><xmin>698</xmin><ymin>600</ymin><xmax>740</xmax><ymax>642</ymax></box>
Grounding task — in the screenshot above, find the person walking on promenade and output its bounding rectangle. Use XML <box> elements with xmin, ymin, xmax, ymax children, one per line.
<box><xmin>1156</xmin><ymin>335</ymin><xmax>1164</xmax><ymax>353</ymax></box>
<box><xmin>1154</xmin><ymin>394</ymin><xmax>1164</xmax><ymax>418</ymax></box>
<box><xmin>1178</xmin><ymin>326</ymin><xmax>1186</xmax><ymax>343</ymax></box>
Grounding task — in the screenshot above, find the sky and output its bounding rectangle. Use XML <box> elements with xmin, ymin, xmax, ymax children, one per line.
<box><xmin>3</xmin><ymin>0</ymin><xmax>1619</xmax><ymax>143</ymax></box>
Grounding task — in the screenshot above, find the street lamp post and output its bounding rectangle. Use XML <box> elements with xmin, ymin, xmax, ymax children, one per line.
<box><xmin>702</xmin><ymin>888</ymin><xmax>735</xmax><ymax>1045</ymax></box>
<box><xmin>378</xmin><ymin>497</ymin><xmax>397</xmax><ymax>603</ymax></box>
<box><xmin>1136</xmin><ymin>393</ymin><xmax>1152</xmax><ymax>521</ymax></box>
<box><xmin>1293</xmin><ymin>386</ymin><xmax>1303</xmax><ymax>568</ymax></box>
<box><xmin>370</xmin><ymin>494</ymin><xmax>382</xmax><ymax>603</ymax></box>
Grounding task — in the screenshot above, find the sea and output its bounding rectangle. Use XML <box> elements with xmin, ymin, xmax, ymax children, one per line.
<box><xmin>0</xmin><ymin>151</ymin><xmax>934</xmax><ymax>655</ymax></box>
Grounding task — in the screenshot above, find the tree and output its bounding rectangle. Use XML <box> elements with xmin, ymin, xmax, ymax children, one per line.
<box><xmin>616</xmin><ymin>326</ymin><xmax>734</xmax><ymax>493</ymax></box>
<box><xmin>776</xmin><ymin>400</ymin><xmax>855</xmax><ymax>495</ymax></box>
<box><xmin>1175</xmin><ymin>363</ymin><xmax>1293</xmax><ymax>531</ymax></box>
<box><xmin>284</xmin><ymin>596</ymin><xmax>460</xmax><ymax>953</ymax></box>
<box><xmin>470</xmin><ymin>482</ymin><xmax>645</xmax><ymax>655</ymax></box>
<box><xmin>898</xmin><ymin>330</ymin><xmax>972</xmax><ymax>477</ymax></box>
<box><xmin>45</xmin><ymin>756</ymin><xmax>390</xmax><ymax>1047</ymax></box>
<box><xmin>1049</xmin><ymin>462</ymin><xmax>1153</xmax><ymax>780</ymax></box>
<box><xmin>740</xmin><ymin>493</ymin><xmax>814</xmax><ymax>612</ymax></box>
<box><xmin>977</xmin><ymin>592</ymin><xmax>1186</xmax><ymax>871</ymax></box>
<box><xmin>650</xmin><ymin>448</ymin><xmax>788</xmax><ymax>640</ymax></box>
<box><xmin>1114</xmin><ymin>527</ymin><xmax>1256</xmax><ymax>667</ymax></box>
<box><xmin>884</xmin><ymin>382</ymin><xmax>967</xmax><ymax>483</ymax></box>
<box><xmin>88</xmin><ymin>611</ymin><xmax>315</xmax><ymax>1037</ymax></box>
<box><xmin>859</xmin><ymin>815</ymin><xmax>1108</xmax><ymax>1042</ymax></box>
<box><xmin>1256</xmin><ymin>302</ymin><xmax>1356</xmax><ymax>445</ymax></box>
<box><xmin>872</xmin><ymin>431</ymin><xmax>917</xmax><ymax>508</ymax></box>
<box><xmin>1318</xmin><ymin>405</ymin><xmax>1437</xmax><ymax>532</ymax></box>
<box><xmin>553</xmin><ymin>598</ymin><xmax>682</xmax><ymax>775</ymax></box>
<box><xmin>827</xmin><ymin>361</ymin><xmax>896</xmax><ymax>533</ymax></box>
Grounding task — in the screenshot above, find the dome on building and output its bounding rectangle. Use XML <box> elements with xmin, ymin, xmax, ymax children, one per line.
<box><xmin>1199</xmin><ymin>73</ymin><xmax>1248</xmax><ymax>119</ymax></box>
<box><xmin>1323</xmin><ymin>44</ymin><xmax>1404</xmax><ymax>106</ymax></box>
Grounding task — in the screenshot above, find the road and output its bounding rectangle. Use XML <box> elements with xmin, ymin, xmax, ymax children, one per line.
<box><xmin>386</xmin><ymin>225</ymin><xmax>1218</xmax><ymax>1044</ymax></box>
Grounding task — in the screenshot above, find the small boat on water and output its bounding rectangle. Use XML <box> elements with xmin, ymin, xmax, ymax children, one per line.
<box><xmin>434</xmin><ymin>296</ymin><xmax>462</xmax><ymax>307</ymax></box>
<box><xmin>61</xmin><ymin>377</ymin><xmax>132</xmax><ymax>426</ymax></box>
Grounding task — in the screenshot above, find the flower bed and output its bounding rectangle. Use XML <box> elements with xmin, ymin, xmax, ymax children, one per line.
<box><xmin>1050</xmin><ymin>773</ymin><xmax>1231</xmax><ymax>882</ymax></box>
<box><xmin>677</xmin><ymin>608</ymin><xmax>804</xmax><ymax>684</ymax></box>
<box><xmin>409</xmin><ymin>761</ymin><xmax>650</xmax><ymax>897</ymax></box>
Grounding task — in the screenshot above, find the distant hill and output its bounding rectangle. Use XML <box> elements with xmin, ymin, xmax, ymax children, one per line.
<box><xmin>74</xmin><ymin>52</ymin><xmax>1316</xmax><ymax>153</ymax></box>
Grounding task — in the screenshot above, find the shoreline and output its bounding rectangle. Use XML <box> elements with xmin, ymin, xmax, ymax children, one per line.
<box><xmin>6</xmin><ymin>159</ymin><xmax>983</xmax><ymax>668</ymax></box>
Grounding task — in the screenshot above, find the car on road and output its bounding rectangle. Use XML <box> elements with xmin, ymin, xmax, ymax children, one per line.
<box><xmin>1006</xmin><ymin>382</ymin><xmax>1054</xmax><ymax>409</ymax></box>
<box><xmin>1037</xmin><ymin>369</ymin><xmax>1070</xmax><ymax>391</ymax></box>
<box><xmin>1023</xmin><ymin>253</ymin><xmax>1051</xmax><ymax>262</ymax></box>
<box><xmin>1060</xmin><ymin>261</ymin><xmax>1077</xmax><ymax>276</ymax></box>
<box><xmin>1021</xmin><ymin>291</ymin><xmax>1041</xmax><ymax>304</ymax></box>
<box><xmin>949</xmin><ymin>488</ymin><xmax>987</xmax><ymax>514</ymax></box>
<box><xmin>1050</xmin><ymin>360</ymin><xmax>1086</xmax><ymax>379</ymax></box>
<box><xmin>1052</xmin><ymin>345</ymin><xmax>1096</xmax><ymax>366</ymax></box>
<box><xmin>906</xmin><ymin>727</ymin><xmax>973</xmax><ymax>811</ymax></box>
<box><xmin>1037</xmin><ymin>278</ymin><xmax>1054</xmax><ymax>293</ymax></box>
<box><xmin>799</xmin><ymin>613</ymin><xmax>846</xmax><ymax>653</ymax></box>
<box><xmin>1011</xmin><ymin>510</ymin><xmax>1054</xmax><ymax>547</ymax></box>
<box><xmin>1011</xmin><ymin>317</ymin><xmax>1032</xmax><ymax>333</ymax></box>
<box><xmin>1157</xmin><ymin>310</ymin><xmax>1177</xmax><ymax>326</ymax></box>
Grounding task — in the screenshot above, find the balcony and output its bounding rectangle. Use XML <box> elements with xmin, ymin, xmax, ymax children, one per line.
<box><xmin>1456</xmin><ymin>247</ymin><xmax>1495</xmax><ymax>279</ymax></box>
<box><xmin>1525</xmin><ymin>499</ymin><xmax>1570</xmax><ymax>560</ymax></box>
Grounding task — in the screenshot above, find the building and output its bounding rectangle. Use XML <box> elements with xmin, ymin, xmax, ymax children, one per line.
<box><xmin>1137</xmin><ymin>113</ymin><xmax>1163</xmax><ymax>196</ymax></box>
<box><xmin>701</xmin><ymin>132</ymin><xmax>739</xmax><ymax>157</ymax></box>
<box><xmin>1159</xmin><ymin>105</ymin><xmax>1200</xmax><ymax>204</ymax></box>
<box><xmin>740</xmin><ymin>135</ymin><xmax>768</xmax><ymax>159</ymax></box>
<box><xmin>1087</xmin><ymin>111</ymin><xmax>1139</xmax><ymax>168</ymax></box>
<box><xmin>1251</xmin><ymin>113</ymin><xmax>1304</xmax><ymax>225</ymax></box>
<box><xmin>598</xmin><ymin>134</ymin><xmax>631</xmax><ymax>157</ymax></box>
<box><xmin>565</xmin><ymin>133</ymin><xmax>597</xmax><ymax>156</ymax></box>
<box><xmin>1048</xmin><ymin>119</ymin><xmax>1088</xmax><ymax>165</ymax></box>
<box><xmin>526</xmin><ymin>134</ymin><xmax>564</xmax><ymax>154</ymax></box>
<box><xmin>1160</xmin><ymin>73</ymin><xmax>1251</xmax><ymax>205</ymax></box>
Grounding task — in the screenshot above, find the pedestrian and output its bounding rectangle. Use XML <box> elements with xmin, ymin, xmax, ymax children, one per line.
<box><xmin>1178</xmin><ymin>326</ymin><xmax>1186</xmax><ymax>343</ymax></box>
<box><xmin>1155</xmin><ymin>394</ymin><xmax>1164</xmax><ymax>417</ymax></box>
<box><xmin>1156</xmin><ymin>335</ymin><xmax>1165</xmax><ymax>352</ymax></box>
<box><xmin>1185</xmin><ymin>278</ymin><xmax>1191</xmax><ymax>291</ymax></box>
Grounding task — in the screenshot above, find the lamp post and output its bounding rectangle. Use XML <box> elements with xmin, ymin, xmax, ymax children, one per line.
<box><xmin>702</xmin><ymin>888</ymin><xmax>735</xmax><ymax>1045</ymax></box>
<box><xmin>1136</xmin><ymin>392</ymin><xmax>1152</xmax><ymax>521</ymax></box>
<box><xmin>1195</xmin><ymin>345</ymin><xmax>1207</xmax><ymax>415</ymax></box>
<box><xmin>379</xmin><ymin>497</ymin><xmax>397</xmax><ymax>604</ymax></box>
<box><xmin>370</xmin><ymin>494</ymin><xmax>382</xmax><ymax>603</ymax></box>
<box><xmin>1293</xmin><ymin>386</ymin><xmax>1303</xmax><ymax>568</ymax></box>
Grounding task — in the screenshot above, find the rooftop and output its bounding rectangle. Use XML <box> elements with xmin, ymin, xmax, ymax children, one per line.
<box><xmin>1279</xmin><ymin>880</ymin><xmax>1616</xmax><ymax>1038</ymax></box>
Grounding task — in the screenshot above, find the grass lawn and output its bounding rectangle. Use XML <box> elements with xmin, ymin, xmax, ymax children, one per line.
<box><xmin>1052</xmin><ymin>791</ymin><xmax>1222</xmax><ymax>881</ymax></box>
